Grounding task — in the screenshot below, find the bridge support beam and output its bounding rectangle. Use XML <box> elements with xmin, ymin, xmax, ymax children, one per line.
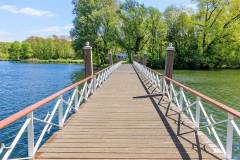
<box><xmin>165</xmin><ymin>43</ymin><xmax>174</xmax><ymax>79</ymax></box>
<box><xmin>83</xmin><ymin>42</ymin><xmax>93</xmax><ymax>78</ymax></box>
<box><xmin>109</xmin><ymin>50</ymin><xmax>113</xmax><ymax>65</ymax></box>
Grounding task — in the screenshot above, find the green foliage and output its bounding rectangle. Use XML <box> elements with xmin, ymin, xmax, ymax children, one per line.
<box><xmin>118</xmin><ymin>0</ymin><xmax>148</xmax><ymax>55</ymax></box>
<box><xmin>0</xmin><ymin>36</ymin><xmax>75</xmax><ymax>60</ymax></box>
<box><xmin>2</xmin><ymin>0</ymin><xmax>240</xmax><ymax>70</ymax></box>
<box><xmin>21</xmin><ymin>59</ymin><xmax>83</xmax><ymax>64</ymax></box>
<box><xmin>26</xmin><ymin>36</ymin><xmax>75</xmax><ymax>60</ymax></box>
<box><xmin>71</xmin><ymin>0</ymin><xmax>119</xmax><ymax>65</ymax></box>
<box><xmin>0</xmin><ymin>42</ymin><xmax>10</xmax><ymax>59</ymax></box>
<box><xmin>21</xmin><ymin>41</ymin><xmax>33</xmax><ymax>59</ymax></box>
<box><xmin>141</xmin><ymin>0</ymin><xmax>240</xmax><ymax>69</ymax></box>
<box><xmin>9</xmin><ymin>41</ymin><xmax>21</xmax><ymax>60</ymax></box>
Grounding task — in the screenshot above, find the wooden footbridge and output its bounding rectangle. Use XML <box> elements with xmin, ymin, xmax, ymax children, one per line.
<box><xmin>0</xmin><ymin>44</ymin><xmax>240</xmax><ymax>160</ymax></box>
<box><xmin>35</xmin><ymin>64</ymin><xmax>225</xmax><ymax>160</ymax></box>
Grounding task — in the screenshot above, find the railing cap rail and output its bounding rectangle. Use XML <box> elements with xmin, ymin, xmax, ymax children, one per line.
<box><xmin>134</xmin><ymin>61</ymin><xmax>240</xmax><ymax>118</ymax></box>
<box><xmin>164</xmin><ymin>76</ymin><xmax>240</xmax><ymax>118</ymax></box>
<box><xmin>0</xmin><ymin>76</ymin><xmax>92</xmax><ymax>129</ymax></box>
<box><xmin>0</xmin><ymin>62</ymin><xmax>121</xmax><ymax>129</ymax></box>
<box><xmin>93</xmin><ymin>61</ymin><xmax>121</xmax><ymax>75</ymax></box>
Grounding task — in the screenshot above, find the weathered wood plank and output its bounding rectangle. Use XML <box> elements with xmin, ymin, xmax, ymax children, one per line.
<box><xmin>36</xmin><ymin>64</ymin><xmax>224</xmax><ymax>160</ymax></box>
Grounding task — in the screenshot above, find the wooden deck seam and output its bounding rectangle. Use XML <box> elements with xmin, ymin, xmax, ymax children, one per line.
<box><xmin>36</xmin><ymin>64</ymin><xmax>224</xmax><ymax>160</ymax></box>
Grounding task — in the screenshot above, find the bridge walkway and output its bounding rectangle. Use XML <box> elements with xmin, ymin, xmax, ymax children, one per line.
<box><xmin>36</xmin><ymin>64</ymin><xmax>224</xmax><ymax>159</ymax></box>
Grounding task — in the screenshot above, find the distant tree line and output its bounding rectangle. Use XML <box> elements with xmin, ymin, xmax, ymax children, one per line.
<box><xmin>0</xmin><ymin>36</ymin><xmax>75</xmax><ymax>60</ymax></box>
<box><xmin>71</xmin><ymin>0</ymin><xmax>240</xmax><ymax>69</ymax></box>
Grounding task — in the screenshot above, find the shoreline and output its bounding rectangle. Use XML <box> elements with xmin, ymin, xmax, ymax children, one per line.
<box><xmin>0</xmin><ymin>59</ymin><xmax>84</xmax><ymax>64</ymax></box>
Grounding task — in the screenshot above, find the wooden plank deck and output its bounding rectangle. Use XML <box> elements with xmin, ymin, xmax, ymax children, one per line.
<box><xmin>36</xmin><ymin>64</ymin><xmax>224</xmax><ymax>160</ymax></box>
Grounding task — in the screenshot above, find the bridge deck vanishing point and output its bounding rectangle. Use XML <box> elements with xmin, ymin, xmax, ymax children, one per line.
<box><xmin>36</xmin><ymin>64</ymin><xmax>224</xmax><ymax>160</ymax></box>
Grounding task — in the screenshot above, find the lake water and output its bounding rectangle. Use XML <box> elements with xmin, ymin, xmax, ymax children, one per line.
<box><xmin>173</xmin><ymin>70</ymin><xmax>240</xmax><ymax>111</ymax></box>
<box><xmin>172</xmin><ymin>70</ymin><xmax>240</xmax><ymax>159</ymax></box>
<box><xmin>0</xmin><ymin>62</ymin><xmax>239</xmax><ymax>158</ymax></box>
<box><xmin>0</xmin><ymin>61</ymin><xmax>84</xmax><ymax>158</ymax></box>
<box><xmin>0</xmin><ymin>61</ymin><xmax>84</xmax><ymax>120</ymax></box>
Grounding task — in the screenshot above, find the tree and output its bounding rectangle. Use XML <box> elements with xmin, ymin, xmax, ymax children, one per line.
<box><xmin>0</xmin><ymin>42</ymin><xmax>11</xmax><ymax>59</ymax></box>
<box><xmin>9</xmin><ymin>41</ymin><xmax>21</xmax><ymax>60</ymax></box>
<box><xmin>26</xmin><ymin>36</ymin><xmax>75</xmax><ymax>60</ymax></box>
<box><xmin>94</xmin><ymin>0</ymin><xmax>119</xmax><ymax>63</ymax></box>
<box><xmin>118</xmin><ymin>0</ymin><xmax>149</xmax><ymax>61</ymax></box>
<box><xmin>21</xmin><ymin>41</ymin><xmax>33</xmax><ymax>59</ymax></box>
<box><xmin>71</xmin><ymin>0</ymin><xmax>119</xmax><ymax>65</ymax></box>
<box><xmin>145</xmin><ymin>7</ymin><xmax>167</xmax><ymax>68</ymax></box>
<box><xmin>195</xmin><ymin>0</ymin><xmax>240</xmax><ymax>67</ymax></box>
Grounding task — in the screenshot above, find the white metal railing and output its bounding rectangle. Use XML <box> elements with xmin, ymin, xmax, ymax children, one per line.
<box><xmin>133</xmin><ymin>61</ymin><xmax>240</xmax><ymax>160</ymax></box>
<box><xmin>0</xmin><ymin>61</ymin><xmax>122</xmax><ymax>160</ymax></box>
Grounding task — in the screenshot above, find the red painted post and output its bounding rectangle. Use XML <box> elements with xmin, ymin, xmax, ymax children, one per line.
<box><xmin>83</xmin><ymin>42</ymin><xmax>93</xmax><ymax>78</ymax></box>
<box><xmin>165</xmin><ymin>43</ymin><xmax>174</xmax><ymax>79</ymax></box>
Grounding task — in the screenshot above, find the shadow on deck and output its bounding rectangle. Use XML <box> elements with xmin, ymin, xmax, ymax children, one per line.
<box><xmin>36</xmin><ymin>64</ymin><xmax>224</xmax><ymax>160</ymax></box>
<box><xmin>134</xmin><ymin>65</ymin><xmax>223</xmax><ymax>160</ymax></box>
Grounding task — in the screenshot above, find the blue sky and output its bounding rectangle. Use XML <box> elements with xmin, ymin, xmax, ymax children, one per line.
<box><xmin>0</xmin><ymin>0</ymin><xmax>195</xmax><ymax>42</ymax></box>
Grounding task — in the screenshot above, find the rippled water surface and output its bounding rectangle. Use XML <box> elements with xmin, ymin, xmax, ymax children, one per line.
<box><xmin>173</xmin><ymin>70</ymin><xmax>240</xmax><ymax>110</ymax></box>
<box><xmin>1</xmin><ymin>62</ymin><xmax>239</xmax><ymax>158</ymax></box>
<box><xmin>0</xmin><ymin>61</ymin><xmax>84</xmax><ymax>120</ymax></box>
<box><xmin>0</xmin><ymin>61</ymin><xmax>84</xmax><ymax>158</ymax></box>
<box><xmin>172</xmin><ymin>69</ymin><xmax>240</xmax><ymax>159</ymax></box>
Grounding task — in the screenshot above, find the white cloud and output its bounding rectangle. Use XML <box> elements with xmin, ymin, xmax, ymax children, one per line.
<box><xmin>26</xmin><ymin>25</ymin><xmax>73</xmax><ymax>36</ymax></box>
<box><xmin>0</xmin><ymin>5</ymin><xmax>54</xmax><ymax>17</ymax></box>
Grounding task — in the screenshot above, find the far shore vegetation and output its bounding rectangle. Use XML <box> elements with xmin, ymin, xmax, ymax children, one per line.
<box><xmin>20</xmin><ymin>59</ymin><xmax>83</xmax><ymax>64</ymax></box>
<box><xmin>1</xmin><ymin>0</ymin><xmax>240</xmax><ymax>69</ymax></box>
<box><xmin>0</xmin><ymin>58</ymin><xmax>84</xmax><ymax>64</ymax></box>
<box><xmin>71</xmin><ymin>0</ymin><xmax>240</xmax><ymax>70</ymax></box>
<box><xmin>0</xmin><ymin>36</ymin><xmax>79</xmax><ymax>63</ymax></box>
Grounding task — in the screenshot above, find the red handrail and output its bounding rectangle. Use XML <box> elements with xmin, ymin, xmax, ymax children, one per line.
<box><xmin>0</xmin><ymin>62</ymin><xmax>120</xmax><ymax>129</ymax></box>
<box><xmin>0</xmin><ymin>76</ymin><xmax>93</xmax><ymax>129</ymax></box>
<box><xmin>144</xmin><ymin>64</ymin><xmax>240</xmax><ymax>118</ymax></box>
<box><xmin>0</xmin><ymin>61</ymin><xmax>121</xmax><ymax>129</ymax></box>
<box><xmin>164</xmin><ymin>76</ymin><xmax>240</xmax><ymax>118</ymax></box>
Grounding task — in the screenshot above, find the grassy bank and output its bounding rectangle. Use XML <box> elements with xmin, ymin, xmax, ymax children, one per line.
<box><xmin>20</xmin><ymin>59</ymin><xmax>84</xmax><ymax>64</ymax></box>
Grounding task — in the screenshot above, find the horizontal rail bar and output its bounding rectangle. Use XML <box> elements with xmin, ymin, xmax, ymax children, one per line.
<box><xmin>142</xmin><ymin>64</ymin><xmax>240</xmax><ymax>118</ymax></box>
<box><xmin>164</xmin><ymin>76</ymin><xmax>240</xmax><ymax>118</ymax></box>
<box><xmin>94</xmin><ymin>65</ymin><xmax>111</xmax><ymax>75</ymax></box>
<box><xmin>0</xmin><ymin>76</ymin><xmax>92</xmax><ymax>129</ymax></box>
<box><xmin>0</xmin><ymin>62</ymin><xmax>121</xmax><ymax>129</ymax></box>
<box><xmin>133</xmin><ymin>61</ymin><xmax>240</xmax><ymax>159</ymax></box>
<box><xmin>0</xmin><ymin>61</ymin><xmax>122</xmax><ymax>159</ymax></box>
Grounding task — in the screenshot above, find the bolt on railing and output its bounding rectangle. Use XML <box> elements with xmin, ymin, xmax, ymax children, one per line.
<box><xmin>0</xmin><ymin>61</ymin><xmax>122</xmax><ymax>160</ymax></box>
<box><xmin>133</xmin><ymin>61</ymin><xmax>240</xmax><ymax>160</ymax></box>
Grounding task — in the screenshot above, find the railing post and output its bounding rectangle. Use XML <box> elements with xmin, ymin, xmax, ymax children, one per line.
<box><xmin>83</xmin><ymin>42</ymin><xmax>93</xmax><ymax>78</ymax></box>
<box><xmin>169</xmin><ymin>82</ymin><xmax>173</xmax><ymax>100</ymax></box>
<box><xmin>226</xmin><ymin>113</ymin><xmax>233</xmax><ymax>160</ymax></box>
<box><xmin>84</xmin><ymin>83</ymin><xmax>88</xmax><ymax>101</ymax></box>
<box><xmin>92</xmin><ymin>75</ymin><xmax>96</xmax><ymax>93</ymax></box>
<box><xmin>143</xmin><ymin>53</ymin><xmax>147</xmax><ymax>66</ymax></box>
<box><xmin>162</xmin><ymin>78</ymin><xmax>165</xmax><ymax>95</ymax></box>
<box><xmin>137</xmin><ymin>54</ymin><xmax>140</xmax><ymax>63</ymax></box>
<box><xmin>27</xmin><ymin>112</ymin><xmax>34</xmax><ymax>158</ymax></box>
<box><xmin>74</xmin><ymin>88</ymin><xmax>79</xmax><ymax>109</ymax></box>
<box><xmin>58</xmin><ymin>96</ymin><xmax>63</xmax><ymax>129</ymax></box>
<box><xmin>109</xmin><ymin>50</ymin><xmax>113</xmax><ymax>65</ymax></box>
<box><xmin>164</xmin><ymin>43</ymin><xmax>174</xmax><ymax>84</ymax></box>
<box><xmin>195</xmin><ymin>97</ymin><xmax>201</xmax><ymax>130</ymax></box>
<box><xmin>179</xmin><ymin>87</ymin><xmax>183</xmax><ymax>110</ymax></box>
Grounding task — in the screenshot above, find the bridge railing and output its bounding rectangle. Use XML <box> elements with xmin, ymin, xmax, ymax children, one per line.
<box><xmin>0</xmin><ymin>61</ymin><xmax>122</xmax><ymax>160</ymax></box>
<box><xmin>133</xmin><ymin>61</ymin><xmax>240</xmax><ymax>159</ymax></box>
